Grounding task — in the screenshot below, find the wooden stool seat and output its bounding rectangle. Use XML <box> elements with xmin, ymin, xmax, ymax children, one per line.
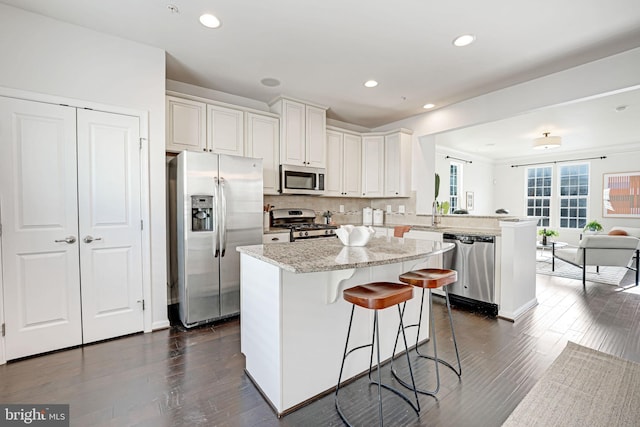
<box><xmin>343</xmin><ymin>282</ymin><xmax>413</xmax><ymax>310</ymax></box>
<box><xmin>399</xmin><ymin>268</ymin><xmax>457</xmax><ymax>289</ymax></box>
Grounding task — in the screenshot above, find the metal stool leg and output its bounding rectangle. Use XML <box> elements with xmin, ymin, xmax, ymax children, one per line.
<box><xmin>391</xmin><ymin>287</ymin><xmax>462</xmax><ymax>396</ymax></box>
<box><xmin>336</xmin><ymin>304</ymin><xmax>420</xmax><ymax>427</ymax></box>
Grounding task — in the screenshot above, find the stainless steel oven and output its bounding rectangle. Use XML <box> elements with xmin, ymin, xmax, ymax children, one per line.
<box><xmin>270</xmin><ymin>208</ymin><xmax>337</xmax><ymax>241</ymax></box>
<box><xmin>279</xmin><ymin>164</ymin><xmax>325</xmax><ymax>195</ymax></box>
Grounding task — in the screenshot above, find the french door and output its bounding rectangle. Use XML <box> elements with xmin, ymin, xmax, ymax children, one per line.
<box><xmin>0</xmin><ymin>97</ymin><xmax>144</xmax><ymax>360</ymax></box>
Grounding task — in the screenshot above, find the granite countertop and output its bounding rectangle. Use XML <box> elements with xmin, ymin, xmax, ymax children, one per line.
<box><xmin>237</xmin><ymin>235</ymin><xmax>453</xmax><ymax>273</ymax></box>
<box><xmin>376</xmin><ymin>223</ymin><xmax>502</xmax><ymax>237</ymax></box>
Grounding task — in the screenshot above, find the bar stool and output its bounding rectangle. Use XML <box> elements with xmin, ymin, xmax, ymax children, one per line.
<box><xmin>335</xmin><ymin>282</ymin><xmax>420</xmax><ymax>426</ymax></box>
<box><xmin>391</xmin><ymin>268</ymin><xmax>461</xmax><ymax>396</ymax></box>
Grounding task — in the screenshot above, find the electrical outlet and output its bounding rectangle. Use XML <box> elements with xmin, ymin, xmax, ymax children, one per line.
<box><xmin>398</xmin><ymin>205</ymin><xmax>405</xmax><ymax>214</ymax></box>
<box><xmin>386</xmin><ymin>205</ymin><xmax>392</xmax><ymax>213</ymax></box>
<box><xmin>339</xmin><ymin>205</ymin><xmax>345</xmax><ymax>213</ymax></box>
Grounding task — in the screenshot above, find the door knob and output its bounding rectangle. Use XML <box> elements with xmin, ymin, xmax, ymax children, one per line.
<box><xmin>83</xmin><ymin>235</ymin><xmax>103</xmax><ymax>243</ymax></box>
<box><xmin>54</xmin><ymin>236</ymin><xmax>76</xmax><ymax>244</ymax></box>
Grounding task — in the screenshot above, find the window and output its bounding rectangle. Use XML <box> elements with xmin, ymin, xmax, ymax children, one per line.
<box><xmin>559</xmin><ymin>163</ymin><xmax>589</xmax><ymax>229</ymax></box>
<box><xmin>526</xmin><ymin>166</ymin><xmax>552</xmax><ymax>227</ymax></box>
<box><xmin>449</xmin><ymin>162</ymin><xmax>461</xmax><ymax>211</ymax></box>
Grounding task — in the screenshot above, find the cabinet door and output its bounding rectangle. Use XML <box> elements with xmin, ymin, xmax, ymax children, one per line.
<box><xmin>305</xmin><ymin>105</ymin><xmax>326</xmax><ymax>168</ymax></box>
<box><xmin>280</xmin><ymin>100</ymin><xmax>306</xmax><ymax>166</ymax></box>
<box><xmin>0</xmin><ymin>98</ymin><xmax>83</xmax><ymax>360</ymax></box>
<box><xmin>384</xmin><ymin>132</ymin><xmax>412</xmax><ymax>197</ymax></box>
<box><xmin>166</xmin><ymin>96</ymin><xmax>206</xmax><ymax>152</ymax></box>
<box><xmin>207</xmin><ymin>104</ymin><xmax>244</xmax><ymax>156</ymax></box>
<box><xmin>246</xmin><ymin>113</ymin><xmax>280</xmax><ymax>195</ymax></box>
<box><xmin>343</xmin><ymin>133</ymin><xmax>362</xmax><ymax>197</ymax></box>
<box><xmin>325</xmin><ymin>130</ymin><xmax>343</xmax><ymax>196</ymax></box>
<box><xmin>361</xmin><ymin>136</ymin><xmax>384</xmax><ymax>197</ymax></box>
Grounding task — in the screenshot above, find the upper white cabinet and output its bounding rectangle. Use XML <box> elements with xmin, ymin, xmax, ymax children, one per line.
<box><xmin>384</xmin><ymin>130</ymin><xmax>412</xmax><ymax>197</ymax></box>
<box><xmin>326</xmin><ymin>129</ymin><xmax>362</xmax><ymax>197</ymax></box>
<box><xmin>361</xmin><ymin>135</ymin><xmax>385</xmax><ymax>197</ymax></box>
<box><xmin>207</xmin><ymin>104</ymin><xmax>244</xmax><ymax>156</ymax></box>
<box><xmin>270</xmin><ymin>98</ymin><xmax>327</xmax><ymax>168</ymax></box>
<box><xmin>166</xmin><ymin>96</ymin><xmax>207</xmax><ymax>152</ymax></box>
<box><xmin>246</xmin><ymin>113</ymin><xmax>280</xmax><ymax>195</ymax></box>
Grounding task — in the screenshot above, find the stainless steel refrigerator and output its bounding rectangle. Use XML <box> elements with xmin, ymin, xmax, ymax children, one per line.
<box><xmin>169</xmin><ymin>151</ymin><xmax>263</xmax><ymax>327</ymax></box>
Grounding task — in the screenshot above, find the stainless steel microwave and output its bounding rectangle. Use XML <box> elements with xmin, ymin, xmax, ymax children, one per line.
<box><xmin>279</xmin><ymin>164</ymin><xmax>325</xmax><ymax>195</ymax></box>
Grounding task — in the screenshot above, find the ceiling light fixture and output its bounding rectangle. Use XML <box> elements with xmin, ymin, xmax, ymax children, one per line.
<box><xmin>166</xmin><ymin>4</ymin><xmax>179</xmax><ymax>14</ymax></box>
<box><xmin>199</xmin><ymin>13</ymin><xmax>221</xmax><ymax>28</ymax></box>
<box><xmin>453</xmin><ymin>34</ymin><xmax>476</xmax><ymax>47</ymax></box>
<box><xmin>364</xmin><ymin>80</ymin><xmax>378</xmax><ymax>88</ymax></box>
<box><xmin>533</xmin><ymin>132</ymin><xmax>562</xmax><ymax>150</ymax></box>
<box><xmin>423</xmin><ymin>103</ymin><xmax>435</xmax><ymax>109</ymax></box>
<box><xmin>260</xmin><ymin>77</ymin><xmax>281</xmax><ymax>87</ymax></box>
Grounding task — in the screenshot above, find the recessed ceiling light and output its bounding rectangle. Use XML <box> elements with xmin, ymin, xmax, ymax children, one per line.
<box><xmin>364</xmin><ymin>80</ymin><xmax>378</xmax><ymax>88</ymax></box>
<box><xmin>453</xmin><ymin>34</ymin><xmax>475</xmax><ymax>47</ymax></box>
<box><xmin>199</xmin><ymin>13</ymin><xmax>221</xmax><ymax>29</ymax></box>
<box><xmin>261</xmin><ymin>77</ymin><xmax>281</xmax><ymax>87</ymax></box>
<box><xmin>423</xmin><ymin>103</ymin><xmax>435</xmax><ymax>109</ymax></box>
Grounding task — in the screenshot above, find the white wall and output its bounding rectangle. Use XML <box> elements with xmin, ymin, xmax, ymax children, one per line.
<box><xmin>434</xmin><ymin>147</ymin><xmax>495</xmax><ymax>214</ymax></box>
<box><xmin>0</xmin><ymin>4</ymin><xmax>168</xmax><ymax>329</ymax></box>
<box><xmin>493</xmin><ymin>145</ymin><xmax>640</xmax><ymax>245</ymax></box>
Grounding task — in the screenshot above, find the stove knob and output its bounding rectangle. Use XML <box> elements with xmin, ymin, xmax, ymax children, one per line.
<box><xmin>304</xmin><ymin>231</ymin><xmax>309</xmax><ymax>236</ymax></box>
<box><xmin>299</xmin><ymin>231</ymin><xmax>304</xmax><ymax>238</ymax></box>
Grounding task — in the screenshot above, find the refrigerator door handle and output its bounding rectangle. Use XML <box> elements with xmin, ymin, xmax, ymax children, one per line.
<box><xmin>213</xmin><ymin>177</ymin><xmax>220</xmax><ymax>258</ymax></box>
<box><xmin>220</xmin><ymin>177</ymin><xmax>228</xmax><ymax>257</ymax></box>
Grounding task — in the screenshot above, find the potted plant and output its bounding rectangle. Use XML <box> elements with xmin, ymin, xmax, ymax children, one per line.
<box><xmin>538</xmin><ymin>228</ymin><xmax>559</xmax><ymax>245</ymax></box>
<box><xmin>583</xmin><ymin>220</ymin><xmax>603</xmax><ymax>233</ymax></box>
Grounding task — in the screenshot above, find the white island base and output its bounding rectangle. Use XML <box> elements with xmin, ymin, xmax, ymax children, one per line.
<box><xmin>240</xmin><ymin>253</ymin><xmax>435</xmax><ymax>416</ymax></box>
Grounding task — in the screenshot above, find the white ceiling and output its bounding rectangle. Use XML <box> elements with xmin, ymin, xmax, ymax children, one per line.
<box><xmin>435</xmin><ymin>87</ymin><xmax>640</xmax><ymax>161</ymax></box>
<box><xmin>3</xmin><ymin>0</ymin><xmax>640</xmax><ymax>131</ymax></box>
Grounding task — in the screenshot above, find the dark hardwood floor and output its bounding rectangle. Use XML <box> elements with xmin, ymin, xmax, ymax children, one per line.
<box><xmin>2</xmin><ymin>270</ymin><xmax>639</xmax><ymax>426</ymax></box>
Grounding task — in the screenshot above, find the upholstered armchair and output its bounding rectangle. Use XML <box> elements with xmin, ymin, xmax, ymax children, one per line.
<box><xmin>552</xmin><ymin>235</ymin><xmax>639</xmax><ymax>289</ymax></box>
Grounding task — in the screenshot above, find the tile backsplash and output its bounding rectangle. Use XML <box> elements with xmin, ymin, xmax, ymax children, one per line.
<box><xmin>263</xmin><ymin>193</ymin><xmax>427</xmax><ymax>226</ymax></box>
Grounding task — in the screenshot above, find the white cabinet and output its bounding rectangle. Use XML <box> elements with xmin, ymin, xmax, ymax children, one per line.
<box><xmin>166</xmin><ymin>96</ymin><xmax>206</xmax><ymax>152</ymax></box>
<box><xmin>263</xmin><ymin>232</ymin><xmax>290</xmax><ymax>244</ymax></box>
<box><xmin>361</xmin><ymin>135</ymin><xmax>385</xmax><ymax>197</ymax></box>
<box><xmin>384</xmin><ymin>130</ymin><xmax>412</xmax><ymax>197</ymax></box>
<box><xmin>207</xmin><ymin>104</ymin><xmax>244</xmax><ymax>156</ymax></box>
<box><xmin>271</xmin><ymin>98</ymin><xmax>327</xmax><ymax>168</ymax></box>
<box><xmin>326</xmin><ymin>129</ymin><xmax>362</xmax><ymax>197</ymax></box>
<box><xmin>246</xmin><ymin>113</ymin><xmax>280</xmax><ymax>195</ymax></box>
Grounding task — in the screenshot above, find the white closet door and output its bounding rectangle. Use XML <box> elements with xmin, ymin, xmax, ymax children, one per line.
<box><xmin>76</xmin><ymin>110</ymin><xmax>144</xmax><ymax>344</ymax></box>
<box><xmin>0</xmin><ymin>97</ymin><xmax>82</xmax><ymax>360</ymax></box>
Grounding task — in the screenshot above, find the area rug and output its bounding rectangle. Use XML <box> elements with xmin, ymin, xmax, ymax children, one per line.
<box><xmin>503</xmin><ymin>341</ymin><xmax>640</xmax><ymax>426</ymax></box>
<box><xmin>536</xmin><ymin>258</ymin><xmax>628</xmax><ymax>286</ymax></box>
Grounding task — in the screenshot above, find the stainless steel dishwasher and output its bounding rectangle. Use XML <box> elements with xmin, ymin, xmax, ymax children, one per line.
<box><xmin>442</xmin><ymin>233</ymin><xmax>497</xmax><ymax>316</ymax></box>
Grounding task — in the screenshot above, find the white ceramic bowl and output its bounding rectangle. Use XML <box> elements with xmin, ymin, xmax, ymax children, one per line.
<box><xmin>335</xmin><ymin>225</ymin><xmax>375</xmax><ymax>246</ymax></box>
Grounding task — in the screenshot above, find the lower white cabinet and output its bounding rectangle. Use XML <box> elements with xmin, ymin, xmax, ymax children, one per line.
<box><xmin>263</xmin><ymin>232</ymin><xmax>290</xmax><ymax>243</ymax></box>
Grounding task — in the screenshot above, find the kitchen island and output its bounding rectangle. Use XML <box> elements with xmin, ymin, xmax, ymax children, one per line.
<box><xmin>237</xmin><ymin>235</ymin><xmax>452</xmax><ymax>416</ymax></box>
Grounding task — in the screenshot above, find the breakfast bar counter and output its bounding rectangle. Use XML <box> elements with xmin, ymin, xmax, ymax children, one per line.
<box><xmin>237</xmin><ymin>235</ymin><xmax>452</xmax><ymax>415</ymax></box>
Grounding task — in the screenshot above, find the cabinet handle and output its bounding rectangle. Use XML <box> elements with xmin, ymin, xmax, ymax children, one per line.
<box><xmin>54</xmin><ymin>236</ymin><xmax>76</xmax><ymax>244</ymax></box>
<box><xmin>203</xmin><ymin>148</ymin><xmax>207</xmax><ymax>152</ymax></box>
<box><xmin>271</xmin><ymin>237</ymin><xmax>280</xmax><ymax>241</ymax></box>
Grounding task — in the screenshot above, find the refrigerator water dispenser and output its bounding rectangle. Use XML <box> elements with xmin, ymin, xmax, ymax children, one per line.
<box><xmin>191</xmin><ymin>195</ymin><xmax>213</xmax><ymax>231</ymax></box>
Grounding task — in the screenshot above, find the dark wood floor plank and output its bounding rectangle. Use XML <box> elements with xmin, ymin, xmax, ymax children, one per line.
<box><xmin>1</xmin><ymin>270</ymin><xmax>639</xmax><ymax>426</ymax></box>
